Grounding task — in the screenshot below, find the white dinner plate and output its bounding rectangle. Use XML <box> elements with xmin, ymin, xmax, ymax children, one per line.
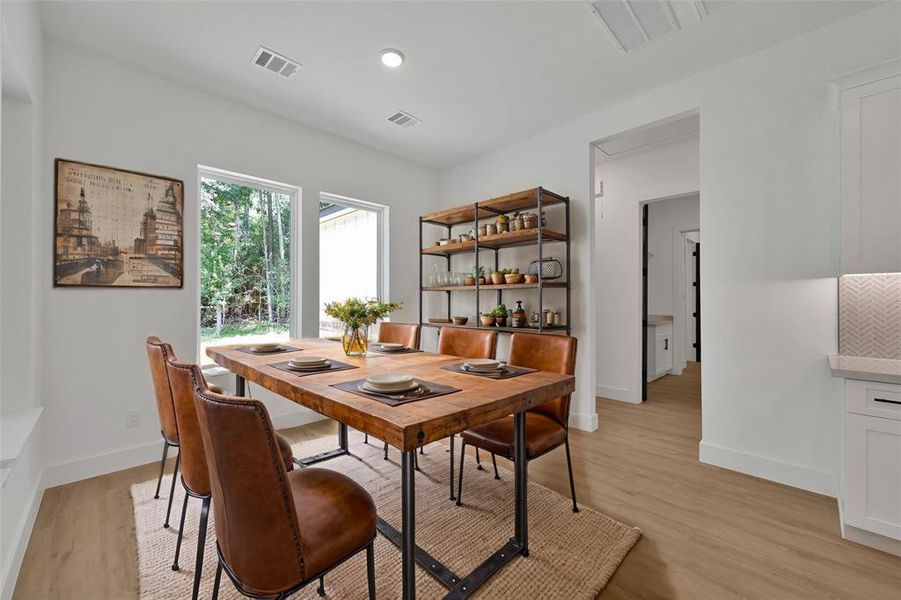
<box><xmin>365</xmin><ymin>373</ymin><xmax>415</xmax><ymax>390</ymax></box>
<box><xmin>362</xmin><ymin>381</ymin><xmax>420</xmax><ymax>394</ymax></box>
<box><xmin>463</xmin><ymin>363</ymin><xmax>505</xmax><ymax>373</ymax></box>
<box><xmin>290</xmin><ymin>356</ymin><xmax>328</xmax><ymax>366</ymax></box>
<box><xmin>251</xmin><ymin>344</ymin><xmax>283</xmax><ymax>353</ymax></box>
<box><xmin>378</xmin><ymin>342</ymin><xmax>405</xmax><ymax>350</ymax></box>
<box><xmin>463</xmin><ymin>358</ymin><xmax>500</xmax><ymax>369</ymax></box>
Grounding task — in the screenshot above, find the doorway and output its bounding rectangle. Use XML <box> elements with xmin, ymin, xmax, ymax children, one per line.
<box><xmin>640</xmin><ymin>194</ymin><xmax>700</xmax><ymax>401</ymax></box>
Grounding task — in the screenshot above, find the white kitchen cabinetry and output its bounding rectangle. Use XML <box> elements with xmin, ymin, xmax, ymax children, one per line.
<box><xmin>646</xmin><ymin>321</ymin><xmax>673</xmax><ymax>382</ymax></box>
<box><xmin>842</xmin><ymin>378</ymin><xmax>901</xmax><ymax>554</ymax></box>
<box><xmin>839</xmin><ymin>68</ymin><xmax>901</xmax><ymax>275</ymax></box>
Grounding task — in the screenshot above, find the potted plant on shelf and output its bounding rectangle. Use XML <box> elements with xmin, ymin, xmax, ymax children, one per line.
<box><xmin>323</xmin><ymin>297</ymin><xmax>402</xmax><ymax>356</ymax></box>
<box><xmin>493</xmin><ymin>304</ymin><xmax>509</xmax><ymax>327</ymax></box>
<box><xmin>480</xmin><ymin>312</ymin><xmax>496</xmax><ymax>327</ymax></box>
<box><xmin>473</xmin><ymin>265</ymin><xmax>486</xmax><ymax>285</ymax></box>
<box><xmin>504</xmin><ymin>268</ymin><xmax>523</xmax><ymax>284</ymax></box>
<box><xmin>490</xmin><ymin>269</ymin><xmax>506</xmax><ymax>285</ymax></box>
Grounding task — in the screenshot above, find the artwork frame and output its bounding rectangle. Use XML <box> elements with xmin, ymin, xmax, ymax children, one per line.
<box><xmin>53</xmin><ymin>159</ymin><xmax>184</xmax><ymax>288</ymax></box>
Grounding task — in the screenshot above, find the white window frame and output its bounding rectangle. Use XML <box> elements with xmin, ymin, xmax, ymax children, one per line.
<box><xmin>196</xmin><ymin>165</ymin><xmax>302</xmax><ymax>367</ymax></box>
<box><xmin>319</xmin><ymin>191</ymin><xmax>389</xmax><ymax>304</ymax></box>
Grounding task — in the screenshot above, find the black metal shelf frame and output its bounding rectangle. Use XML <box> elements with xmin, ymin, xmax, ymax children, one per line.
<box><xmin>418</xmin><ymin>187</ymin><xmax>571</xmax><ymax>337</ymax></box>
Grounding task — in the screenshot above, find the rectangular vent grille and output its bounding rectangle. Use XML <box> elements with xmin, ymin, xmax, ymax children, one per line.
<box><xmin>251</xmin><ymin>46</ymin><xmax>301</xmax><ymax>78</ymax></box>
<box><xmin>387</xmin><ymin>110</ymin><xmax>422</xmax><ymax>128</ymax></box>
<box><xmin>587</xmin><ymin>1</ymin><xmax>680</xmax><ymax>54</ymax></box>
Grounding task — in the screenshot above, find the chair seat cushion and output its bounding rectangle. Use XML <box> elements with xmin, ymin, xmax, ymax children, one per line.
<box><xmin>289</xmin><ymin>468</ymin><xmax>376</xmax><ymax>580</ymax></box>
<box><xmin>276</xmin><ymin>434</ymin><xmax>295</xmax><ymax>472</ymax></box>
<box><xmin>461</xmin><ymin>412</ymin><xmax>566</xmax><ymax>459</ymax></box>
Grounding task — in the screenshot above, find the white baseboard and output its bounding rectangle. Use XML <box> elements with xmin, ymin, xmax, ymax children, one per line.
<box><xmin>595</xmin><ymin>384</ymin><xmax>638</xmax><ymax>404</ymax></box>
<box><xmin>699</xmin><ymin>440</ymin><xmax>836</xmax><ymax>497</ymax></box>
<box><xmin>842</xmin><ymin>524</ymin><xmax>901</xmax><ymax>558</ymax></box>
<box><xmin>1</xmin><ymin>476</ymin><xmax>44</xmax><ymax>600</ymax></box>
<box><xmin>569</xmin><ymin>411</ymin><xmax>598</xmax><ymax>432</ymax></box>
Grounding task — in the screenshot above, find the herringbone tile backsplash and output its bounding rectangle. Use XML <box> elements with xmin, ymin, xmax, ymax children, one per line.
<box><xmin>839</xmin><ymin>274</ymin><xmax>901</xmax><ymax>359</ymax></box>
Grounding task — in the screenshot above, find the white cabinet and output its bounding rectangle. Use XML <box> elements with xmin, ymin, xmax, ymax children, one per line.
<box><xmin>842</xmin><ymin>379</ymin><xmax>901</xmax><ymax>548</ymax></box>
<box><xmin>840</xmin><ymin>71</ymin><xmax>901</xmax><ymax>275</ymax></box>
<box><xmin>646</xmin><ymin>321</ymin><xmax>673</xmax><ymax>382</ymax></box>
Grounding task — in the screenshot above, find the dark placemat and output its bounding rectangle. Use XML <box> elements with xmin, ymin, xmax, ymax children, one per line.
<box><xmin>235</xmin><ymin>345</ymin><xmax>302</xmax><ymax>355</ymax></box>
<box><xmin>270</xmin><ymin>359</ymin><xmax>357</xmax><ymax>377</ymax></box>
<box><xmin>367</xmin><ymin>344</ymin><xmax>423</xmax><ymax>354</ymax></box>
<box><xmin>441</xmin><ymin>362</ymin><xmax>537</xmax><ymax>380</ymax></box>
<box><xmin>331</xmin><ymin>379</ymin><xmax>460</xmax><ymax>406</ymax></box>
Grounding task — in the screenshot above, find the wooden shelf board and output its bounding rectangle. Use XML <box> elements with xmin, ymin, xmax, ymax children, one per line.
<box><xmin>422</xmin><ymin>282</ymin><xmax>567</xmax><ymax>292</ymax></box>
<box><xmin>421</xmin><ymin>188</ymin><xmax>567</xmax><ymax>226</ymax></box>
<box><xmin>421</xmin><ymin>322</ymin><xmax>569</xmax><ymax>335</ymax></box>
<box><xmin>422</xmin><ymin>228</ymin><xmax>567</xmax><ymax>255</ymax></box>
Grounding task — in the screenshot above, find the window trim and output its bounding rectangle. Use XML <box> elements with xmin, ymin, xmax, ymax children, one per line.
<box><xmin>196</xmin><ymin>165</ymin><xmax>302</xmax><ymax>367</ymax></box>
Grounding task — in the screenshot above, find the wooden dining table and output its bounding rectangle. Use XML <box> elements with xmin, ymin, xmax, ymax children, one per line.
<box><xmin>207</xmin><ymin>338</ymin><xmax>575</xmax><ymax>600</ymax></box>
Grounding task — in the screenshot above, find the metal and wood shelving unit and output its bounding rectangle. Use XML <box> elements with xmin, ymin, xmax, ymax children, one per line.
<box><xmin>419</xmin><ymin>187</ymin><xmax>571</xmax><ymax>335</ymax></box>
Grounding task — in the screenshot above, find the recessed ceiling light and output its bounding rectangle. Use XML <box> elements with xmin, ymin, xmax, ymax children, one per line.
<box><xmin>380</xmin><ymin>49</ymin><xmax>405</xmax><ymax>68</ymax></box>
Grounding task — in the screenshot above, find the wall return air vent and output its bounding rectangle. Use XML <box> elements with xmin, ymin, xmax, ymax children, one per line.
<box><xmin>387</xmin><ymin>110</ymin><xmax>422</xmax><ymax>128</ymax></box>
<box><xmin>587</xmin><ymin>0</ymin><xmax>680</xmax><ymax>54</ymax></box>
<box><xmin>251</xmin><ymin>46</ymin><xmax>301</xmax><ymax>78</ymax></box>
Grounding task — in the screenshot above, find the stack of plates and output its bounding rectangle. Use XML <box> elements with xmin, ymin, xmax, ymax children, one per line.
<box><xmin>376</xmin><ymin>342</ymin><xmax>406</xmax><ymax>352</ymax></box>
<box><xmin>286</xmin><ymin>356</ymin><xmax>331</xmax><ymax>371</ymax></box>
<box><xmin>362</xmin><ymin>373</ymin><xmax>419</xmax><ymax>394</ymax></box>
<box><xmin>463</xmin><ymin>358</ymin><xmax>504</xmax><ymax>373</ymax></box>
<box><xmin>251</xmin><ymin>343</ymin><xmax>283</xmax><ymax>353</ymax></box>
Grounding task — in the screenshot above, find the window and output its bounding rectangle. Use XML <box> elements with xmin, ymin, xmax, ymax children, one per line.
<box><xmin>198</xmin><ymin>168</ymin><xmax>297</xmax><ymax>364</ymax></box>
<box><xmin>318</xmin><ymin>193</ymin><xmax>387</xmax><ymax>338</ymax></box>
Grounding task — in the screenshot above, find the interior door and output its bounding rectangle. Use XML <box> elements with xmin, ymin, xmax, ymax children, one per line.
<box><xmin>641</xmin><ymin>203</ymin><xmax>649</xmax><ymax>402</ymax></box>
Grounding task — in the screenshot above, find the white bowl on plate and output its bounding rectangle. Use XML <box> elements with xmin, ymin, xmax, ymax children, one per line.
<box><xmin>365</xmin><ymin>373</ymin><xmax>415</xmax><ymax>391</ymax></box>
<box><xmin>379</xmin><ymin>342</ymin><xmax>405</xmax><ymax>350</ymax></box>
<box><xmin>290</xmin><ymin>356</ymin><xmax>327</xmax><ymax>366</ymax></box>
<box><xmin>252</xmin><ymin>343</ymin><xmax>282</xmax><ymax>352</ymax></box>
<box><xmin>362</xmin><ymin>380</ymin><xmax>420</xmax><ymax>394</ymax></box>
<box><xmin>463</xmin><ymin>358</ymin><xmax>500</xmax><ymax>370</ymax></box>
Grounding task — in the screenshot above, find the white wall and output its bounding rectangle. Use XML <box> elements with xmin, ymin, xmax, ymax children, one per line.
<box><xmin>594</xmin><ymin>136</ymin><xmax>700</xmax><ymax>402</ymax></box>
<box><xmin>38</xmin><ymin>40</ymin><xmax>439</xmax><ymax>487</ymax></box>
<box><xmin>0</xmin><ymin>1</ymin><xmax>44</xmax><ymax>597</ymax></box>
<box><xmin>439</xmin><ymin>3</ymin><xmax>901</xmax><ymax>497</ymax></box>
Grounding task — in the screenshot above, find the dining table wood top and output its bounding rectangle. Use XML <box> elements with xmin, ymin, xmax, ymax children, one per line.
<box><xmin>206</xmin><ymin>338</ymin><xmax>576</xmax><ymax>452</ymax></box>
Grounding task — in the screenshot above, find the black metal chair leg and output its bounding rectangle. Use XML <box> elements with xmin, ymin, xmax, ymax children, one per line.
<box><xmin>164</xmin><ymin>454</ymin><xmax>180</xmax><ymax>529</ymax></box>
<box><xmin>383</xmin><ymin>441</ymin><xmax>389</xmax><ymax>461</ymax></box>
<box><xmin>475</xmin><ymin>447</ymin><xmax>484</xmax><ymax>470</ymax></box>
<box><xmin>317</xmin><ymin>576</ymin><xmax>325</xmax><ymax>597</ymax></box>
<box><xmin>419</xmin><ymin>446</ymin><xmax>424</xmax><ymax>455</ymax></box>
<box><xmin>449</xmin><ymin>434</ymin><xmax>456</xmax><ymax>501</ymax></box>
<box><xmin>364</xmin><ymin>433</ymin><xmax>369</xmax><ymax>444</ymax></box>
<box><xmin>455</xmin><ymin>442</ymin><xmax>467</xmax><ymax>506</ymax></box>
<box><xmin>154</xmin><ymin>441</ymin><xmax>169</xmax><ymax>499</ymax></box>
<box><xmin>366</xmin><ymin>542</ymin><xmax>376</xmax><ymax>600</ymax></box>
<box><xmin>172</xmin><ymin>492</ymin><xmax>189</xmax><ymax>571</ymax></box>
<box><xmin>212</xmin><ymin>559</ymin><xmax>222</xmax><ymax>600</ymax></box>
<box><xmin>414</xmin><ymin>451</ymin><xmax>420</xmax><ymax>472</ymax></box>
<box><xmin>564</xmin><ymin>437</ymin><xmax>580</xmax><ymax>513</ymax></box>
<box><xmin>192</xmin><ymin>497</ymin><xmax>211</xmax><ymax>600</ymax></box>
<box><xmin>492</xmin><ymin>453</ymin><xmax>500</xmax><ymax>480</ymax></box>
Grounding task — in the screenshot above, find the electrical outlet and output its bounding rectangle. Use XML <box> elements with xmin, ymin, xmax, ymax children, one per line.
<box><xmin>126</xmin><ymin>410</ymin><xmax>141</xmax><ymax>428</ymax></box>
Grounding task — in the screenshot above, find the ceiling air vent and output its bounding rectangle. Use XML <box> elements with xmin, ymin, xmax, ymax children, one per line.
<box><xmin>251</xmin><ymin>46</ymin><xmax>301</xmax><ymax>78</ymax></box>
<box><xmin>587</xmin><ymin>1</ymin><xmax>680</xmax><ymax>54</ymax></box>
<box><xmin>387</xmin><ymin>110</ymin><xmax>422</xmax><ymax>128</ymax></box>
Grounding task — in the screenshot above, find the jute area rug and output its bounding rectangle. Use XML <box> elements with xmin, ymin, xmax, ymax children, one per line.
<box><xmin>131</xmin><ymin>432</ymin><xmax>640</xmax><ymax>599</ymax></box>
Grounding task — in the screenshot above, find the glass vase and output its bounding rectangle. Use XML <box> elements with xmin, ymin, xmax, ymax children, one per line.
<box><xmin>342</xmin><ymin>324</ymin><xmax>369</xmax><ymax>356</ymax></box>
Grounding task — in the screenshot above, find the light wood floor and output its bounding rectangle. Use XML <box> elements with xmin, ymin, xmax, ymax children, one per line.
<box><xmin>14</xmin><ymin>363</ymin><xmax>901</xmax><ymax>598</ymax></box>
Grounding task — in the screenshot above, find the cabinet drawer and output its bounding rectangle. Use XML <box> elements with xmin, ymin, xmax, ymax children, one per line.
<box><xmin>847</xmin><ymin>379</ymin><xmax>901</xmax><ymax>421</ymax></box>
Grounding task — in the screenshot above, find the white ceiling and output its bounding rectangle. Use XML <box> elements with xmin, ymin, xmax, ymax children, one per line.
<box><xmin>38</xmin><ymin>1</ymin><xmax>880</xmax><ymax>168</ymax></box>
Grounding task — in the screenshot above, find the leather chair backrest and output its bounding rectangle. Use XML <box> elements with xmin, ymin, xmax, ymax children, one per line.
<box><xmin>437</xmin><ymin>327</ymin><xmax>497</xmax><ymax>359</ymax></box>
<box><xmin>192</xmin><ymin>383</ymin><xmax>305</xmax><ymax>596</ymax></box>
<box><xmin>508</xmin><ymin>333</ymin><xmax>578</xmax><ymax>427</ymax></box>
<box><xmin>165</xmin><ymin>359</ymin><xmax>212</xmax><ymax>496</ymax></box>
<box><xmin>145</xmin><ymin>336</ymin><xmax>179</xmax><ymax>444</ymax></box>
<box><xmin>378</xmin><ymin>322</ymin><xmax>421</xmax><ymax>349</ymax></box>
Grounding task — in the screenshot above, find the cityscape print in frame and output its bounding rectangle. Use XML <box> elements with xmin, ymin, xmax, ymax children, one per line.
<box><xmin>54</xmin><ymin>159</ymin><xmax>184</xmax><ymax>288</ymax></box>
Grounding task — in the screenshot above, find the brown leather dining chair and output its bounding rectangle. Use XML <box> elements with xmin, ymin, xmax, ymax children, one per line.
<box><xmin>455</xmin><ymin>332</ymin><xmax>580</xmax><ymax>513</ymax></box>
<box><xmin>191</xmin><ymin>380</ymin><xmax>377</xmax><ymax>600</ymax></box>
<box><xmin>166</xmin><ymin>357</ymin><xmax>296</xmax><ymax>600</ymax></box>
<box><xmin>437</xmin><ymin>327</ymin><xmax>498</xmax><ymax>500</ymax></box>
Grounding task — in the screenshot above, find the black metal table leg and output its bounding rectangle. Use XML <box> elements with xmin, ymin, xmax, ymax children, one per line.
<box><xmin>402</xmin><ymin>450</ymin><xmax>416</xmax><ymax>600</ymax></box>
<box><xmin>514</xmin><ymin>411</ymin><xmax>528</xmax><ymax>556</ymax></box>
<box><xmin>295</xmin><ymin>422</ymin><xmax>350</xmax><ymax>467</ymax></box>
<box><xmin>235</xmin><ymin>374</ymin><xmax>246</xmax><ymax>397</ymax></box>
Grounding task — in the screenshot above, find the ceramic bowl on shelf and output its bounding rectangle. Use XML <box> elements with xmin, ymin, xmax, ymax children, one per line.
<box><xmin>490</xmin><ymin>272</ymin><xmax>505</xmax><ymax>285</ymax></box>
<box><xmin>525</xmin><ymin>274</ymin><xmax>539</xmax><ymax>284</ymax></box>
<box><xmin>480</xmin><ymin>314</ymin><xmax>496</xmax><ymax>326</ymax></box>
<box><xmin>452</xmin><ymin>316</ymin><xmax>469</xmax><ymax>325</ymax></box>
<box><xmin>505</xmin><ymin>273</ymin><xmax>524</xmax><ymax>284</ymax></box>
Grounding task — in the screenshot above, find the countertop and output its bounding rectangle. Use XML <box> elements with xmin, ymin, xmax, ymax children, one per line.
<box><xmin>648</xmin><ymin>315</ymin><xmax>673</xmax><ymax>326</ymax></box>
<box><xmin>828</xmin><ymin>354</ymin><xmax>901</xmax><ymax>385</ymax></box>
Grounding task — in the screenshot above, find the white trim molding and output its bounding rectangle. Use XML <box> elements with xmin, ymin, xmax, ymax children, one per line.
<box><xmin>569</xmin><ymin>411</ymin><xmax>599</xmax><ymax>432</ymax></box>
<box><xmin>596</xmin><ymin>383</ymin><xmax>638</xmax><ymax>404</ymax></box>
<box><xmin>1</xmin><ymin>475</ymin><xmax>44</xmax><ymax>600</ymax></box>
<box><xmin>699</xmin><ymin>440</ymin><xmax>837</xmax><ymax>498</ymax></box>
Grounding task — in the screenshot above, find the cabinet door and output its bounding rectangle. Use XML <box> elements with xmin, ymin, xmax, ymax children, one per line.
<box><xmin>845</xmin><ymin>413</ymin><xmax>901</xmax><ymax>539</ymax></box>
<box><xmin>655</xmin><ymin>331</ymin><xmax>673</xmax><ymax>374</ymax></box>
<box><xmin>841</xmin><ymin>75</ymin><xmax>901</xmax><ymax>274</ymax></box>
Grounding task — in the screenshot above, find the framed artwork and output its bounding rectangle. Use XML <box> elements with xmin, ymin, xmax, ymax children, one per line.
<box><xmin>54</xmin><ymin>159</ymin><xmax>184</xmax><ymax>288</ymax></box>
